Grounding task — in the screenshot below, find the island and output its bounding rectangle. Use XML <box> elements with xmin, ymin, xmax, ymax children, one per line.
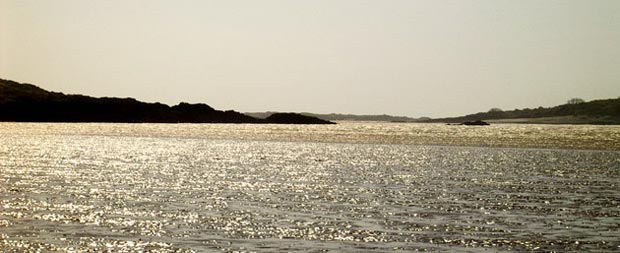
<box><xmin>246</xmin><ymin>112</ymin><xmax>429</xmax><ymax>123</ymax></box>
<box><xmin>0</xmin><ymin>78</ymin><xmax>335</xmax><ymax>124</ymax></box>
<box><xmin>460</xmin><ymin>120</ymin><xmax>490</xmax><ymax>126</ymax></box>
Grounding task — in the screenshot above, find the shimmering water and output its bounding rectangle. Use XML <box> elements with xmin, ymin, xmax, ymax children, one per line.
<box><xmin>1</xmin><ymin>122</ymin><xmax>619</xmax><ymax>252</ymax></box>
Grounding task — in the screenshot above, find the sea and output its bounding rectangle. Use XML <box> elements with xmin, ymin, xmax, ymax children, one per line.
<box><xmin>1</xmin><ymin>122</ymin><xmax>619</xmax><ymax>252</ymax></box>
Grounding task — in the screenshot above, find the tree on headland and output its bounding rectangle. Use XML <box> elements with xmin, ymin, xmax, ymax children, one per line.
<box><xmin>481</xmin><ymin>107</ymin><xmax>505</xmax><ymax>119</ymax></box>
<box><xmin>567</xmin><ymin>98</ymin><xmax>585</xmax><ymax>105</ymax></box>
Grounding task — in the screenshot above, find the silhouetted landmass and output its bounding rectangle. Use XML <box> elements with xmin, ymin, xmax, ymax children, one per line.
<box><xmin>460</xmin><ymin>120</ymin><xmax>490</xmax><ymax>126</ymax></box>
<box><xmin>0</xmin><ymin>78</ymin><xmax>334</xmax><ymax>124</ymax></box>
<box><xmin>425</xmin><ymin>98</ymin><xmax>620</xmax><ymax>125</ymax></box>
<box><xmin>246</xmin><ymin>112</ymin><xmax>429</xmax><ymax>122</ymax></box>
<box><xmin>264</xmin><ymin>113</ymin><xmax>335</xmax><ymax>124</ymax></box>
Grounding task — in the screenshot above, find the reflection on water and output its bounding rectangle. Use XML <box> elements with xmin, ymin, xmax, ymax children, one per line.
<box><xmin>1</xmin><ymin>121</ymin><xmax>619</xmax><ymax>150</ymax></box>
<box><xmin>1</xmin><ymin>122</ymin><xmax>619</xmax><ymax>252</ymax></box>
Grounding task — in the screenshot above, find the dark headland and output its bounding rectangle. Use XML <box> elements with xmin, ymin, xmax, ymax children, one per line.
<box><xmin>423</xmin><ymin>98</ymin><xmax>620</xmax><ymax>125</ymax></box>
<box><xmin>0</xmin><ymin>78</ymin><xmax>334</xmax><ymax>124</ymax></box>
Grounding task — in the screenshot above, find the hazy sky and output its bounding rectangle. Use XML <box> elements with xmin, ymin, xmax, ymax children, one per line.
<box><xmin>1</xmin><ymin>0</ymin><xmax>619</xmax><ymax>117</ymax></box>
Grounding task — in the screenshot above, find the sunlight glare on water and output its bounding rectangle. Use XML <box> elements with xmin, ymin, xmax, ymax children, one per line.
<box><xmin>1</xmin><ymin>122</ymin><xmax>619</xmax><ymax>252</ymax></box>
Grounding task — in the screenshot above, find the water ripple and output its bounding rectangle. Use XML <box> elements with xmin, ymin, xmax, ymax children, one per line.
<box><xmin>1</xmin><ymin>123</ymin><xmax>619</xmax><ymax>252</ymax></box>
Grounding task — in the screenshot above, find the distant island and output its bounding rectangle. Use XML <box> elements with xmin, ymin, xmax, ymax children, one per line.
<box><xmin>424</xmin><ymin>98</ymin><xmax>620</xmax><ymax>125</ymax></box>
<box><xmin>250</xmin><ymin>98</ymin><xmax>620</xmax><ymax>125</ymax></box>
<box><xmin>0</xmin><ymin>78</ymin><xmax>334</xmax><ymax>124</ymax></box>
<box><xmin>246</xmin><ymin>112</ymin><xmax>429</xmax><ymax>122</ymax></box>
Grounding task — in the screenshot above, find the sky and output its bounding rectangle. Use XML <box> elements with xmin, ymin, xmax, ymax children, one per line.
<box><xmin>1</xmin><ymin>0</ymin><xmax>619</xmax><ymax>118</ymax></box>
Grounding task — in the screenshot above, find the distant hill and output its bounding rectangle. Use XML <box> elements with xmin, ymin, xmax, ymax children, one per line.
<box><xmin>425</xmin><ymin>98</ymin><xmax>620</xmax><ymax>125</ymax></box>
<box><xmin>246</xmin><ymin>112</ymin><xmax>429</xmax><ymax>122</ymax></box>
<box><xmin>0</xmin><ymin>78</ymin><xmax>334</xmax><ymax>124</ymax></box>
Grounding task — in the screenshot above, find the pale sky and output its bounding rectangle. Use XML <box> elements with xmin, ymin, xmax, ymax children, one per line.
<box><xmin>1</xmin><ymin>0</ymin><xmax>619</xmax><ymax>117</ymax></box>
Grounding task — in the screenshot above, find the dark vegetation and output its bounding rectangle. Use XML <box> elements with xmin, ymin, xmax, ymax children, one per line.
<box><xmin>425</xmin><ymin>97</ymin><xmax>620</xmax><ymax>125</ymax></box>
<box><xmin>0</xmin><ymin>78</ymin><xmax>334</xmax><ymax>124</ymax></box>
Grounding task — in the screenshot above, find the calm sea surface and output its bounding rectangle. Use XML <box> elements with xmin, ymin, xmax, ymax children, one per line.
<box><xmin>1</xmin><ymin>122</ymin><xmax>619</xmax><ymax>252</ymax></box>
